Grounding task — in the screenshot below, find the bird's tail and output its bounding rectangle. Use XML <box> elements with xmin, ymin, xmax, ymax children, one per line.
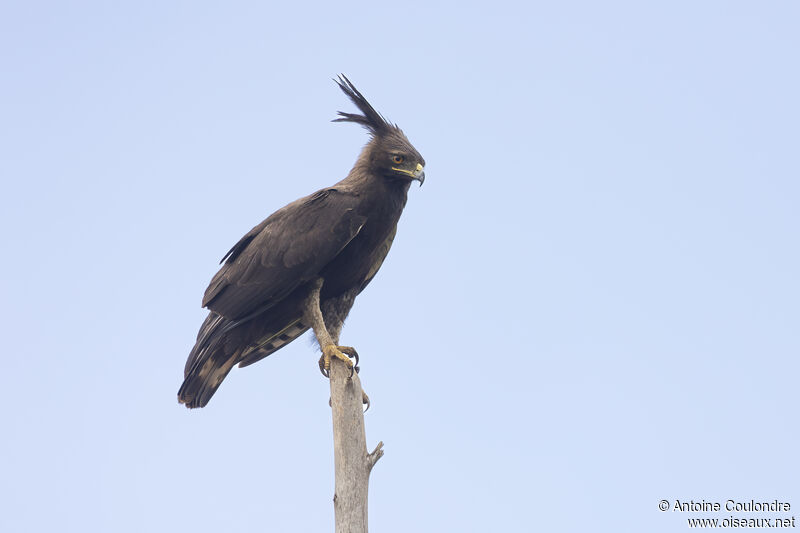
<box><xmin>178</xmin><ymin>313</ymin><xmax>239</xmax><ymax>409</ymax></box>
<box><xmin>237</xmin><ymin>318</ymin><xmax>308</xmax><ymax>367</ymax></box>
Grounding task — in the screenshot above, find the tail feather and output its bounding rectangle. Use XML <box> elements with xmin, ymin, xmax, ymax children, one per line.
<box><xmin>178</xmin><ymin>312</ymin><xmax>239</xmax><ymax>408</ymax></box>
<box><xmin>178</xmin><ymin>310</ymin><xmax>308</xmax><ymax>408</ymax></box>
<box><xmin>238</xmin><ymin>319</ymin><xmax>309</xmax><ymax>367</ymax></box>
<box><xmin>178</xmin><ymin>350</ymin><xmax>238</xmax><ymax>408</ymax></box>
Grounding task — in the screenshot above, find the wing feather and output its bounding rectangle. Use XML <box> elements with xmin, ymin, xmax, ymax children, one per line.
<box><xmin>202</xmin><ymin>188</ymin><xmax>366</xmax><ymax>321</ymax></box>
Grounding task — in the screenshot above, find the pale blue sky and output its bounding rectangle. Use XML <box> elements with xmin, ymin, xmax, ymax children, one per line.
<box><xmin>1</xmin><ymin>1</ymin><xmax>798</xmax><ymax>532</ymax></box>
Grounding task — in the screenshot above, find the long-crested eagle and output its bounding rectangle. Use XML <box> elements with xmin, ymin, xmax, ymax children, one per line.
<box><xmin>178</xmin><ymin>75</ymin><xmax>425</xmax><ymax>408</ymax></box>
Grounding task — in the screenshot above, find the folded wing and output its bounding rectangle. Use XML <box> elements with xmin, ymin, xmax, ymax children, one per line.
<box><xmin>202</xmin><ymin>188</ymin><xmax>367</xmax><ymax>323</ymax></box>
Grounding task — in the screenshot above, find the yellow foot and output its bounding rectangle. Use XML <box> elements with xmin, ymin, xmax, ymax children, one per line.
<box><xmin>318</xmin><ymin>345</ymin><xmax>359</xmax><ymax>377</ymax></box>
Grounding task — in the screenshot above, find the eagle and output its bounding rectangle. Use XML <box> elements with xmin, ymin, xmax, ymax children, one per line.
<box><xmin>178</xmin><ymin>75</ymin><xmax>425</xmax><ymax>408</ymax></box>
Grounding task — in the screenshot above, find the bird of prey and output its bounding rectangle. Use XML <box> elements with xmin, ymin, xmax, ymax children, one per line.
<box><xmin>178</xmin><ymin>75</ymin><xmax>425</xmax><ymax>408</ymax></box>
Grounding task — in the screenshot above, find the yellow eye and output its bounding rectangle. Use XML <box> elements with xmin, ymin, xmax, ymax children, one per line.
<box><xmin>392</xmin><ymin>155</ymin><xmax>404</xmax><ymax>164</ymax></box>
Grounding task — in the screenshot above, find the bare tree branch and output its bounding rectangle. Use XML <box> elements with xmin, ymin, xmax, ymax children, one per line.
<box><xmin>329</xmin><ymin>358</ymin><xmax>382</xmax><ymax>533</ymax></box>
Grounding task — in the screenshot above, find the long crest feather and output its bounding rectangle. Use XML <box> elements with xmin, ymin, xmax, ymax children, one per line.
<box><xmin>332</xmin><ymin>74</ymin><xmax>392</xmax><ymax>136</ymax></box>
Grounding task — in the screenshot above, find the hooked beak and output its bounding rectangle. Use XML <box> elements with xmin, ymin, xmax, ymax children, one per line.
<box><xmin>392</xmin><ymin>163</ymin><xmax>425</xmax><ymax>186</ymax></box>
<box><xmin>414</xmin><ymin>163</ymin><xmax>425</xmax><ymax>186</ymax></box>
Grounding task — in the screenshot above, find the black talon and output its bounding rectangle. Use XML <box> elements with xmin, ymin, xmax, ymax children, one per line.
<box><xmin>319</xmin><ymin>347</ymin><xmax>359</xmax><ymax>379</ymax></box>
<box><xmin>339</xmin><ymin>347</ymin><xmax>360</xmax><ymax>367</ymax></box>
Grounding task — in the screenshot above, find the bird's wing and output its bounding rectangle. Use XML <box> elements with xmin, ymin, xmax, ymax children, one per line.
<box><xmin>202</xmin><ymin>188</ymin><xmax>366</xmax><ymax>321</ymax></box>
<box><xmin>359</xmin><ymin>225</ymin><xmax>398</xmax><ymax>293</ymax></box>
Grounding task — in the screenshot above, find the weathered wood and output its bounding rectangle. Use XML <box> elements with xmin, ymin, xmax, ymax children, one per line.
<box><xmin>329</xmin><ymin>358</ymin><xmax>383</xmax><ymax>533</ymax></box>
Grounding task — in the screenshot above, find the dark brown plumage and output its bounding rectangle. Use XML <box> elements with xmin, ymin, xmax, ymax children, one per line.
<box><xmin>178</xmin><ymin>75</ymin><xmax>425</xmax><ymax>408</ymax></box>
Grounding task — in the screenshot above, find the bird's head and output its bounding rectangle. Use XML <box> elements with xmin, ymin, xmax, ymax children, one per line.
<box><xmin>333</xmin><ymin>75</ymin><xmax>425</xmax><ymax>186</ymax></box>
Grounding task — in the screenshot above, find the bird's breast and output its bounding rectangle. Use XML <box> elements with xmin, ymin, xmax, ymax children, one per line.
<box><xmin>319</xmin><ymin>206</ymin><xmax>402</xmax><ymax>298</ymax></box>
